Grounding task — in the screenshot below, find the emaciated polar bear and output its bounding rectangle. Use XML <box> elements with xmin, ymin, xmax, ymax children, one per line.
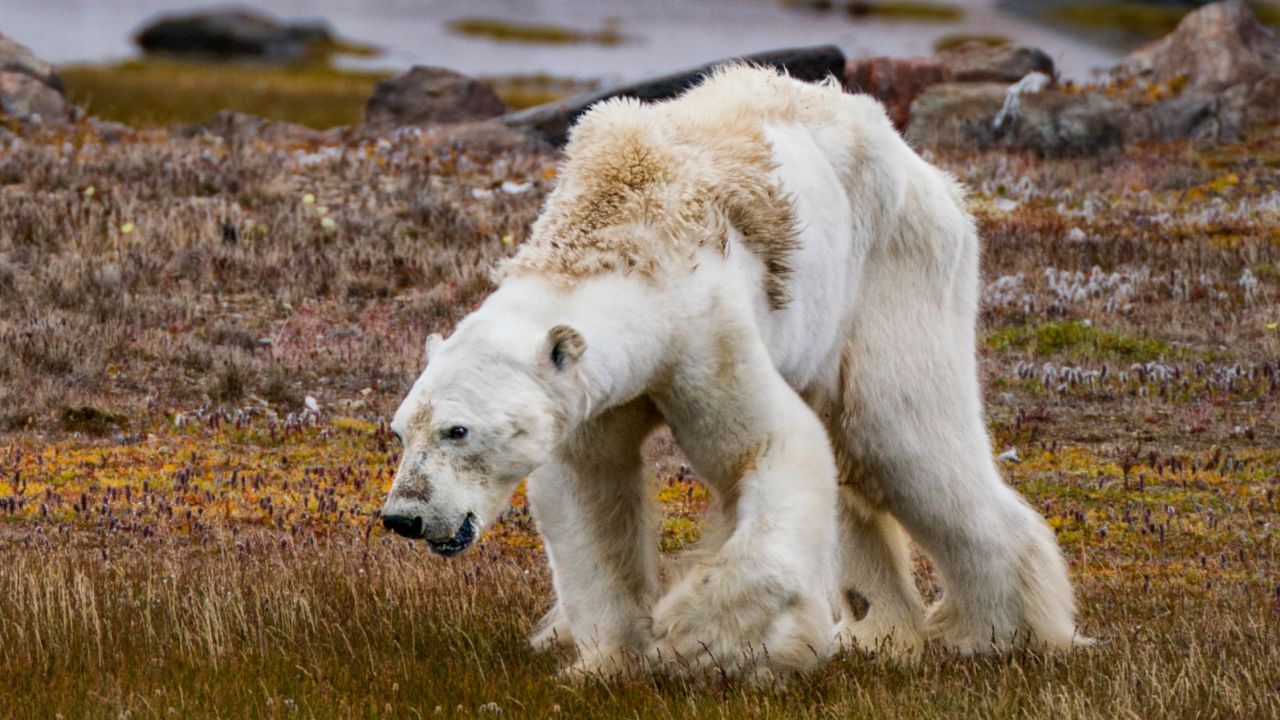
<box><xmin>380</xmin><ymin>65</ymin><xmax>1084</xmax><ymax>678</ymax></box>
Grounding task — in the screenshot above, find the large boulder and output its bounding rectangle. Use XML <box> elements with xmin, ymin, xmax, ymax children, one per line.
<box><xmin>187</xmin><ymin>110</ymin><xmax>335</xmax><ymax>144</ymax></box>
<box><xmin>909</xmin><ymin>1</ymin><xmax>1280</xmax><ymax>152</ymax></box>
<box><xmin>364</xmin><ymin>67</ymin><xmax>508</xmax><ymax>131</ymax></box>
<box><xmin>0</xmin><ymin>33</ymin><xmax>62</xmax><ymax>91</ymax></box>
<box><xmin>135</xmin><ymin>8</ymin><xmax>334</xmax><ymax>61</ymax></box>
<box><xmin>844</xmin><ymin>43</ymin><xmax>1054</xmax><ymax>132</ymax></box>
<box><xmin>1113</xmin><ymin>0</ymin><xmax>1278</xmax><ymax>91</ymax></box>
<box><xmin>422</xmin><ymin>120</ymin><xmax>553</xmax><ymax>156</ymax></box>
<box><xmin>905</xmin><ymin>82</ymin><xmax>1006</xmax><ymax>150</ymax></box>
<box><xmin>938</xmin><ymin>41</ymin><xmax>1055</xmax><ymax>83</ymax></box>
<box><xmin>1111</xmin><ymin>0</ymin><xmax>1280</xmax><ymax>142</ymax></box>
<box><xmin>844</xmin><ymin>56</ymin><xmax>952</xmax><ymax>130</ymax></box>
<box><xmin>0</xmin><ymin>32</ymin><xmax>75</xmax><ymax>124</ymax></box>
<box><xmin>998</xmin><ymin>88</ymin><xmax>1128</xmax><ymax>156</ymax></box>
<box><xmin>500</xmin><ymin>45</ymin><xmax>846</xmax><ymax>146</ymax></box>
<box><xmin>906</xmin><ymin>81</ymin><xmax>1127</xmax><ymax>156</ymax></box>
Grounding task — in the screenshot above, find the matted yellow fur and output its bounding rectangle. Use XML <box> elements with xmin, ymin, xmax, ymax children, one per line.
<box><xmin>502</xmin><ymin>64</ymin><xmax>846</xmax><ymax>309</ymax></box>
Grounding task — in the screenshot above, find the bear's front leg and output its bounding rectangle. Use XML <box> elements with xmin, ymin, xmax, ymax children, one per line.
<box><xmin>650</xmin><ymin>361</ymin><xmax>841</xmax><ymax>680</ymax></box>
<box><xmin>527</xmin><ymin>399</ymin><xmax>662</xmax><ymax>678</ymax></box>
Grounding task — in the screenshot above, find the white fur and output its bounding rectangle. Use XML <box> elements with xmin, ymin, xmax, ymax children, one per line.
<box><xmin>382</xmin><ymin>66</ymin><xmax>1084</xmax><ymax>680</ymax></box>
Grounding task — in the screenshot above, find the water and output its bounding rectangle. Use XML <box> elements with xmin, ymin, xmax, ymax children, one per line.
<box><xmin>1</xmin><ymin>0</ymin><xmax>1123</xmax><ymax>81</ymax></box>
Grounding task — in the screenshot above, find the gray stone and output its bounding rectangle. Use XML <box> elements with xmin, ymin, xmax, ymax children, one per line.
<box><xmin>939</xmin><ymin>42</ymin><xmax>1055</xmax><ymax>83</ymax></box>
<box><xmin>0</xmin><ymin>31</ymin><xmax>75</xmax><ymax>124</ymax></box>
<box><xmin>907</xmin><ymin>82</ymin><xmax>1127</xmax><ymax>156</ymax></box>
<box><xmin>364</xmin><ymin>67</ymin><xmax>508</xmax><ymax>130</ymax></box>
<box><xmin>0</xmin><ymin>71</ymin><xmax>73</xmax><ymax>124</ymax></box>
<box><xmin>1111</xmin><ymin>0</ymin><xmax>1280</xmax><ymax>143</ymax></box>
<box><xmin>1113</xmin><ymin>0</ymin><xmax>1278</xmax><ymax>91</ymax></box>
<box><xmin>135</xmin><ymin>7</ymin><xmax>335</xmax><ymax>61</ymax></box>
<box><xmin>500</xmin><ymin>45</ymin><xmax>846</xmax><ymax>146</ymax></box>
<box><xmin>190</xmin><ymin>110</ymin><xmax>334</xmax><ymax>144</ymax></box>
<box><xmin>0</xmin><ymin>32</ymin><xmax>62</xmax><ymax>91</ymax></box>
<box><xmin>905</xmin><ymin>82</ymin><xmax>1007</xmax><ymax>151</ymax></box>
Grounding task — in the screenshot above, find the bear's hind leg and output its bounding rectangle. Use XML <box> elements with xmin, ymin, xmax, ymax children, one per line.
<box><xmin>835</xmin><ymin>327</ymin><xmax>1083</xmax><ymax>654</ymax></box>
<box><xmin>852</xmin><ymin>397</ymin><xmax>1083</xmax><ymax>653</ymax></box>
<box><xmin>832</xmin><ymin>487</ymin><xmax>926</xmax><ymax>659</ymax></box>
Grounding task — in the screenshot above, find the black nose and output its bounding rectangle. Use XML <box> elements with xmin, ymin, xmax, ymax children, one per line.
<box><xmin>382</xmin><ymin>514</ymin><xmax>424</xmax><ymax>538</ymax></box>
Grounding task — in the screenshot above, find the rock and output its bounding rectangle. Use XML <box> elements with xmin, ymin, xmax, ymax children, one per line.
<box><xmin>906</xmin><ymin>81</ymin><xmax>1126</xmax><ymax>156</ymax></box>
<box><xmin>500</xmin><ymin>45</ymin><xmax>846</xmax><ymax>146</ymax></box>
<box><xmin>1110</xmin><ymin>0</ymin><xmax>1280</xmax><ymax>143</ymax></box>
<box><xmin>189</xmin><ymin>110</ymin><xmax>335</xmax><ymax>144</ymax></box>
<box><xmin>905</xmin><ymin>83</ymin><xmax>1007</xmax><ymax>150</ymax></box>
<box><xmin>1113</xmin><ymin>0</ymin><xmax>1278</xmax><ymax>91</ymax></box>
<box><xmin>938</xmin><ymin>41</ymin><xmax>1055</xmax><ymax>83</ymax></box>
<box><xmin>844</xmin><ymin>56</ymin><xmax>952</xmax><ymax>129</ymax></box>
<box><xmin>0</xmin><ymin>71</ymin><xmax>72</xmax><ymax>123</ymax></box>
<box><xmin>914</xmin><ymin>2</ymin><xmax>1280</xmax><ymax>151</ymax></box>
<box><xmin>842</xmin><ymin>44</ymin><xmax>1055</xmax><ymax>132</ymax></box>
<box><xmin>423</xmin><ymin>120</ymin><xmax>553</xmax><ymax>156</ymax></box>
<box><xmin>1002</xmin><ymin>90</ymin><xmax>1128</xmax><ymax>156</ymax></box>
<box><xmin>0</xmin><ymin>32</ymin><xmax>62</xmax><ymax>91</ymax></box>
<box><xmin>0</xmin><ymin>32</ymin><xmax>75</xmax><ymax>124</ymax></box>
<box><xmin>134</xmin><ymin>7</ymin><xmax>334</xmax><ymax>61</ymax></box>
<box><xmin>364</xmin><ymin>67</ymin><xmax>508</xmax><ymax>131</ymax></box>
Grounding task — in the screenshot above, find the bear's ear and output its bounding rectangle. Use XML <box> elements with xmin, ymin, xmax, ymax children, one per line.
<box><xmin>545</xmin><ymin>325</ymin><xmax>586</xmax><ymax>371</ymax></box>
<box><xmin>424</xmin><ymin>333</ymin><xmax>444</xmax><ymax>364</ymax></box>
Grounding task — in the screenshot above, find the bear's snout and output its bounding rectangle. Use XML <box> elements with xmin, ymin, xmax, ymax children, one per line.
<box><xmin>382</xmin><ymin>513</ymin><xmax>424</xmax><ymax>538</ymax></box>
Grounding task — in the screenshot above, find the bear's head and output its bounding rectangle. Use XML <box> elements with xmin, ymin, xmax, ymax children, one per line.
<box><xmin>380</xmin><ymin>320</ymin><xmax>587</xmax><ymax>556</ymax></box>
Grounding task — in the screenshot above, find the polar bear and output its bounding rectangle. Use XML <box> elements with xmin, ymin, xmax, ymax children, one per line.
<box><xmin>380</xmin><ymin>65</ymin><xmax>1083</xmax><ymax>678</ymax></box>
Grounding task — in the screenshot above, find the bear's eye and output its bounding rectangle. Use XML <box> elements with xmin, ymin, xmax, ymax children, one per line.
<box><xmin>443</xmin><ymin>425</ymin><xmax>469</xmax><ymax>441</ymax></box>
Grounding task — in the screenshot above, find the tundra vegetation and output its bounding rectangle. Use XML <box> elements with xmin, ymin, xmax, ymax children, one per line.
<box><xmin>1</xmin><ymin>111</ymin><xmax>1279</xmax><ymax>717</ymax></box>
<box><xmin>1045</xmin><ymin>0</ymin><xmax>1280</xmax><ymax>39</ymax></box>
<box><xmin>446</xmin><ymin>17</ymin><xmax>628</xmax><ymax>46</ymax></box>
<box><xmin>59</xmin><ymin>61</ymin><xmax>593</xmax><ymax>128</ymax></box>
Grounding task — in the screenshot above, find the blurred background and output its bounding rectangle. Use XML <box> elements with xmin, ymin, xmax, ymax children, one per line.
<box><xmin>2</xmin><ymin>0</ymin><xmax>1278</xmax><ymax>128</ymax></box>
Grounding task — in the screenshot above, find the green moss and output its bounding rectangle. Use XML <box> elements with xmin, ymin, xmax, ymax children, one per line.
<box><xmin>1252</xmin><ymin>262</ymin><xmax>1280</xmax><ymax>282</ymax></box>
<box><xmin>59</xmin><ymin>405</ymin><xmax>127</xmax><ymax>435</ymax></box>
<box><xmin>1048</xmin><ymin>2</ymin><xmax>1280</xmax><ymax>40</ymax></box>
<box><xmin>485</xmin><ymin>74</ymin><xmax>598</xmax><ymax>111</ymax></box>
<box><xmin>846</xmin><ymin>1</ymin><xmax>964</xmax><ymax>21</ymax></box>
<box><xmin>60</xmin><ymin>59</ymin><xmax>391</xmax><ymax>129</ymax></box>
<box><xmin>987</xmin><ymin>320</ymin><xmax>1172</xmax><ymax>362</ymax></box>
<box><xmin>447</xmin><ymin>17</ymin><xmax>626</xmax><ymax>45</ymax></box>
<box><xmin>932</xmin><ymin>34</ymin><xmax>1008</xmax><ymax>52</ymax></box>
<box><xmin>62</xmin><ymin>59</ymin><xmax>593</xmax><ymax>127</ymax></box>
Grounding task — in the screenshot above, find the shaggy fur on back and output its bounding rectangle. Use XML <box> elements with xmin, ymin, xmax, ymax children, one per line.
<box><xmin>503</xmin><ymin>65</ymin><xmax>833</xmax><ymax>309</ymax></box>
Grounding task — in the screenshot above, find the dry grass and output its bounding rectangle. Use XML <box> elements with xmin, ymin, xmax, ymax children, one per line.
<box><xmin>1</xmin><ymin>115</ymin><xmax>1280</xmax><ymax>716</ymax></box>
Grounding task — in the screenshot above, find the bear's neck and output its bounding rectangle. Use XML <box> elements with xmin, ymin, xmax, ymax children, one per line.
<box><xmin>491</xmin><ymin>273</ymin><xmax>674</xmax><ymax>423</ymax></box>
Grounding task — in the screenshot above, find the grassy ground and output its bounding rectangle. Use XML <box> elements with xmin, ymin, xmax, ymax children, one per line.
<box><xmin>2</xmin><ymin>117</ymin><xmax>1280</xmax><ymax>717</ymax></box>
<box><xmin>1045</xmin><ymin>1</ymin><xmax>1280</xmax><ymax>41</ymax></box>
<box><xmin>59</xmin><ymin>60</ymin><xmax>591</xmax><ymax>129</ymax></box>
<box><xmin>447</xmin><ymin>17</ymin><xmax>627</xmax><ymax>46</ymax></box>
<box><xmin>60</xmin><ymin>59</ymin><xmax>393</xmax><ymax>129</ymax></box>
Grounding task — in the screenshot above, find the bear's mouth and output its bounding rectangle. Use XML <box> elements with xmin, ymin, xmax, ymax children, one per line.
<box><xmin>426</xmin><ymin>514</ymin><xmax>477</xmax><ymax>557</ymax></box>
